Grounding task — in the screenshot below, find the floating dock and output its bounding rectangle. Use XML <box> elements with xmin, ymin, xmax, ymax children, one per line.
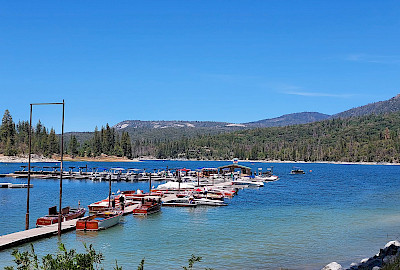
<box><xmin>0</xmin><ymin>219</ymin><xmax>76</xmax><ymax>251</ymax></box>
<box><xmin>0</xmin><ymin>204</ymin><xmax>139</xmax><ymax>251</ymax></box>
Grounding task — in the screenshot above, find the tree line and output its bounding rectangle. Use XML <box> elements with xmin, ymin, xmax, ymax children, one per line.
<box><xmin>2</xmin><ymin>108</ymin><xmax>400</xmax><ymax>163</ymax></box>
<box><xmin>0</xmin><ymin>110</ymin><xmax>133</xmax><ymax>159</ymax></box>
<box><xmin>153</xmin><ymin>112</ymin><xmax>400</xmax><ymax>163</ymax></box>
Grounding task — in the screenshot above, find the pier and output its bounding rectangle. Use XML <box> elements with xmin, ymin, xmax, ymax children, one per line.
<box><xmin>0</xmin><ymin>204</ymin><xmax>139</xmax><ymax>251</ymax></box>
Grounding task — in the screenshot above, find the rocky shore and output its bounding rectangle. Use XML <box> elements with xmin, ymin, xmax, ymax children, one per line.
<box><xmin>0</xmin><ymin>154</ymin><xmax>58</xmax><ymax>163</ymax></box>
<box><xmin>322</xmin><ymin>241</ymin><xmax>400</xmax><ymax>270</ymax></box>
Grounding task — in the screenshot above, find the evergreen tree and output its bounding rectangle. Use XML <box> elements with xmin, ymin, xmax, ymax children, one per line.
<box><xmin>93</xmin><ymin>126</ymin><xmax>102</xmax><ymax>156</ymax></box>
<box><xmin>68</xmin><ymin>135</ymin><xmax>79</xmax><ymax>157</ymax></box>
<box><xmin>0</xmin><ymin>110</ymin><xmax>16</xmax><ymax>155</ymax></box>
<box><xmin>121</xmin><ymin>132</ymin><xmax>132</xmax><ymax>158</ymax></box>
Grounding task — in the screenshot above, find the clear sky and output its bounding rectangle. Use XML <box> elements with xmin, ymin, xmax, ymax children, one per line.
<box><xmin>1</xmin><ymin>1</ymin><xmax>399</xmax><ymax>132</ymax></box>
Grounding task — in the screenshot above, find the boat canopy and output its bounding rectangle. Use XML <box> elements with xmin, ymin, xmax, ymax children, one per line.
<box><xmin>217</xmin><ymin>164</ymin><xmax>252</xmax><ymax>175</ymax></box>
<box><xmin>157</xmin><ymin>182</ymin><xmax>195</xmax><ymax>189</ymax></box>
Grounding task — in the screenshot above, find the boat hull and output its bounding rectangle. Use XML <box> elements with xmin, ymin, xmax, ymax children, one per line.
<box><xmin>36</xmin><ymin>207</ymin><xmax>86</xmax><ymax>227</ymax></box>
<box><xmin>76</xmin><ymin>211</ymin><xmax>122</xmax><ymax>231</ymax></box>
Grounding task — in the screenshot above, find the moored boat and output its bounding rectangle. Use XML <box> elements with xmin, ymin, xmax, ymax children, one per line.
<box><xmin>36</xmin><ymin>206</ymin><xmax>86</xmax><ymax>227</ymax></box>
<box><xmin>132</xmin><ymin>198</ymin><xmax>162</xmax><ymax>215</ymax></box>
<box><xmin>290</xmin><ymin>167</ymin><xmax>305</xmax><ymax>175</ymax></box>
<box><xmin>194</xmin><ymin>197</ymin><xmax>228</xmax><ymax>206</ymax></box>
<box><xmin>76</xmin><ymin>211</ymin><xmax>122</xmax><ymax>231</ymax></box>
<box><xmin>162</xmin><ymin>197</ymin><xmax>197</xmax><ymax>207</ymax></box>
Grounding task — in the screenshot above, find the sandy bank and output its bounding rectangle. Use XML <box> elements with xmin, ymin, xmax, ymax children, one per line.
<box><xmin>0</xmin><ymin>154</ymin><xmax>140</xmax><ymax>163</ymax></box>
<box><xmin>0</xmin><ymin>154</ymin><xmax>58</xmax><ymax>163</ymax></box>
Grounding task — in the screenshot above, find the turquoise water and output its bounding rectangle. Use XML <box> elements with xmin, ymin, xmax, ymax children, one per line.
<box><xmin>0</xmin><ymin>161</ymin><xmax>400</xmax><ymax>269</ymax></box>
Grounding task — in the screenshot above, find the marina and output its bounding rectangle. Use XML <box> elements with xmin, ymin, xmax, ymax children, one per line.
<box><xmin>0</xmin><ymin>161</ymin><xmax>400</xmax><ymax>269</ymax></box>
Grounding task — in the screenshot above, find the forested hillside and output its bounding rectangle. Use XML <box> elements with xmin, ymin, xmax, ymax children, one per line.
<box><xmin>154</xmin><ymin>112</ymin><xmax>400</xmax><ymax>163</ymax></box>
<box><xmin>2</xmin><ymin>96</ymin><xmax>400</xmax><ymax>163</ymax></box>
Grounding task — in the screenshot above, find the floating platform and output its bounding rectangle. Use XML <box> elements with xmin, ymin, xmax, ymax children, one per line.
<box><xmin>0</xmin><ymin>205</ymin><xmax>138</xmax><ymax>250</ymax></box>
<box><xmin>0</xmin><ymin>219</ymin><xmax>77</xmax><ymax>251</ymax></box>
<box><xmin>0</xmin><ymin>183</ymin><xmax>33</xmax><ymax>188</ymax></box>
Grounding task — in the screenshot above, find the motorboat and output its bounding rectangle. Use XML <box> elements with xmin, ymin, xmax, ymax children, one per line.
<box><xmin>232</xmin><ymin>178</ymin><xmax>264</xmax><ymax>187</ymax></box>
<box><xmin>290</xmin><ymin>167</ymin><xmax>305</xmax><ymax>175</ymax></box>
<box><xmin>194</xmin><ymin>197</ymin><xmax>228</xmax><ymax>206</ymax></box>
<box><xmin>133</xmin><ymin>198</ymin><xmax>162</xmax><ymax>215</ymax></box>
<box><xmin>162</xmin><ymin>197</ymin><xmax>197</xmax><ymax>207</ymax></box>
<box><xmin>36</xmin><ymin>206</ymin><xmax>86</xmax><ymax>227</ymax></box>
<box><xmin>76</xmin><ymin>211</ymin><xmax>123</xmax><ymax>231</ymax></box>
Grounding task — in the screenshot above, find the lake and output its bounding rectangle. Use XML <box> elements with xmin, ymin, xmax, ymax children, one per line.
<box><xmin>0</xmin><ymin>161</ymin><xmax>399</xmax><ymax>269</ymax></box>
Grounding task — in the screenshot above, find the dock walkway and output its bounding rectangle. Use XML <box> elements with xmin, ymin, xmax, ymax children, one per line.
<box><xmin>0</xmin><ymin>219</ymin><xmax>76</xmax><ymax>251</ymax></box>
<box><xmin>0</xmin><ymin>205</ymin><xmax>139</xmax><ymax>251</ymax></box>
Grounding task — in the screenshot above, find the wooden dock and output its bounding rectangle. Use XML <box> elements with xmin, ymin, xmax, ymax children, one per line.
<box><xmin>0</xmin><ymin>219</ymin><xmax>77</xmax><ymax>251</ymax></box>
<box><xmin>0</xmin><ymin>205</ymin><xmax>139</xmax><ymax>251</ymax></box>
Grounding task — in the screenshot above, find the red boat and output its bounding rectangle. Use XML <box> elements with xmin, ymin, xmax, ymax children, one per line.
<box><xmin>132</xmin><ymin>198</ymin><xmax>162</xmax><ymax>215</ymax></box>
<box><xmin>36</xmin><ymin>206</ymin><xmax>86</xmax><ymax>227</ymax></box>
<box><xmin>76</xmin><ymin>211</ymin><xmax>123</xmax><ymax>231</ymax></box>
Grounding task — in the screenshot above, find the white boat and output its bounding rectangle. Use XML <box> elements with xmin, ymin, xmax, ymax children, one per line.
<box><xmin>76</xmin><ymin>211</ymin><xmax>123</xmax><ymax>231</ymax></box>
<box><xmin>194</xmin><ymin>198</ymin><xmax>227</xmax><ymax>206</ymax></box>
<box><xmin>162</xmin><ymin>197</ymin><xmax>197</xmax><ymax>207</ymax></box>
<box><xmin>254</xmin><ymin>175</ymin><xmax>279</xmax><ymax>182</ymax></box>
<box><xmin>232</xmin><ymin>178</ymin><xmax>264</xmax><ymax>187</ymax></box>
<box><xmin>0</xmin><ymin>183</ymin><xmax>33</xmax><ymax>188</ymax></box>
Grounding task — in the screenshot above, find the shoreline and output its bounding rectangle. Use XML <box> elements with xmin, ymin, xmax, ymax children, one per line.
<box><xmin>0</xmin><ymin>154</ymin><xmax>399</xmax><ymax>166</ymax></box>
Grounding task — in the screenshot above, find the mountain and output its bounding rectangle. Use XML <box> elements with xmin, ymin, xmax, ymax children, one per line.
<box><xmin>333</xmin><ymin>94</ymin><xmax>400</xmax><ymax>119</ymax></box>
<box><xmin>245</xmin><ymin>112</ymin><xmax>330</xmax><ymax>127</ymax></box>
<box><xmin>114</xmin><ymin>120</ymin><xmax>244</xmax><ymax>130</ymax></box>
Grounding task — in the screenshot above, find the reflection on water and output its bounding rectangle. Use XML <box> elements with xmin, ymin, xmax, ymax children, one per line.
<box><xmin>0</xmin><ymin>161</ymin><xmax>400</xmax><ymax>269</ymax></box>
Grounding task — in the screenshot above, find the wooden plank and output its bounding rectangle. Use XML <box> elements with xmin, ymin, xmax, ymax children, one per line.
<box><xmin>0</xmin><ymin>219</ymin><xmax>77</xmax><ymax>251</ymax></box>
<box><xmin>122</xmin><ymin>204</ymin><xmax>139</xmax><ymax>215</ymax></box>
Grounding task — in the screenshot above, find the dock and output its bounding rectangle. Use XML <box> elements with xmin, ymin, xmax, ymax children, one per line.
<box><xmin>0</xmin><ymin>219</ymin><xmax>77</xmax><ymax>251</ymax></box>
<box><xmin>0</xmin><ymin>205</ymin><xmax>139</xmax><ymax>251</ymax></box>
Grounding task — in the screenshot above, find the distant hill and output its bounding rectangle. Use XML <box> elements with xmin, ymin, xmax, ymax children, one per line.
<box><xmin>114</xmin><ymin>120</ymin><xmax>243</xmax><ymax>130</ymax></box>
<box><xmin>333</xmin><ymin>94</ymin><xmax>400</xmax><ymax>119</ymax></box>
<box><xmin>107</xmin><ymin>113</ymin><xmax>329</xmax><ymax>142</ymax></box>
<box><xmin>245</xmin><ymin>112</ymin><xmax>330</xmax><ymax>127</ymax></box>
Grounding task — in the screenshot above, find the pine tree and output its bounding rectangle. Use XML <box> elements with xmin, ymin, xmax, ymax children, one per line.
<box><xmin>0</xmin><ymin>110</ymin><xmax>16</xmax><ymax>155</ymax></box>
<box><xmin>68</xmin><ymin>135</ymin><xmax>79</xmax><ymax>157</ymax></box>
<box><xmin>93</xmin><ymin>126</ymin><xmax>102</xmax><ymax>156</ymax></box>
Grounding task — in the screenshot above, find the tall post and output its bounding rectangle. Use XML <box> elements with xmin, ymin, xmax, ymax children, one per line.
<box><xmin>178</xmin><ymin>170</ymin><xmax>181</xmax><ymax>193</ymax></box>
<box><xmin>149</xmin><ymin>173</ymin><xmax>152</xmax><ymax>194</ymax></box>
<box><xmin>25</xmin><ymin>104</ymin><xmax>33</xmax><ymax>230</ymax></box>
<box><xmin>58</xmin><ymin>100</ymin><xmax>65</xmax><ymax>236</ymax></box>
<box><xmin>108</xmin><ymin>173</ymin><xmax>112</xmax><ymax>208</ymax></box>
<box><xmin>197</xmin><ymin>171</ymin><xmax>200</xmax><ymax>187</ymax></box>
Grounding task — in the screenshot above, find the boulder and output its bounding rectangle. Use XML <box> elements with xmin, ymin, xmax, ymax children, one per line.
<box><xmin>322</xmin><ymin>262</ymin><xmax>343</xmax><ymax>270</ymax></box>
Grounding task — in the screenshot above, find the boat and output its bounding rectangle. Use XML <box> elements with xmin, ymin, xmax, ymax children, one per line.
<box><xmin>36</xmin><ymin>206</ymin><xmax>86</xmax><ymax>227</ymax></box>
<box><xmin>162</xmin><ymin>197</ymin><xmax>197</xmax><ymax>207</ymax></box>
<box><xmin>88</xmin><ymin>193</ymin><xmax>132</xmax><ymax>213</ymax></box>
<box><xmin>0</xmin><ymin>183</ymin><xmax>33</xmax><ymax>188</ymax></box>
<box><xmin>290</xmin><ymin>167</ymin><xmax>305</xmax><ymax>175</ymax></box>
<box><xmin>232</xmin><ymin>178</ymin><xmax>264</xmax><ymax>187</ymax></box>
<box><xmin>132</xmin><ymin>198</ymin><xmax>162</xmax><ymax>215</ymax></box>
<box><xmin>194</xmin><ymin>197</ymin><xmax>228</xmax><ymax>206</ymax></box>
<box><xmin>76</xmin><ymin>210</ymin><xmax>123</xmax><ymax>231</ymax></box>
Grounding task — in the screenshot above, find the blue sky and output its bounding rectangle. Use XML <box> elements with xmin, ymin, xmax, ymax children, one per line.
<box><xmin>0</xmin><ymin>1</ymin><xmax>399</xmax><ymax>132</ymax></box>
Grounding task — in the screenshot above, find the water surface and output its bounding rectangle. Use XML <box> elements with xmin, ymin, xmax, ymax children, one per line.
<box><xmin>0</xmin><ymin>161</ymin><xmax>399</xmax><ymax>269</ymax></box>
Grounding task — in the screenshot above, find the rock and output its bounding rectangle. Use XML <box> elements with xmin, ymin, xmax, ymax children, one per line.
<box><xmin>384</xmin><ymin>240</ymin><xmax>400</xmax><ymax>248</ymax></box>
<box><xmin>360</xmin><ymin>258</ymin><xmax>369</xmax><ymax>264</ymax></box>
<box><xmin>383</xmin><ymin>255</ymin><xmax>395</xmax><ymax>264</ymax></box>
<box><xmin>372</xmin><ymin>267</ymin><xmax>380</xmax><ymax>270</ymax></box>
<box><xmin>322</xmin><ymin>262</ymin><xmax>343</xmax><ymax>270</ymax></box>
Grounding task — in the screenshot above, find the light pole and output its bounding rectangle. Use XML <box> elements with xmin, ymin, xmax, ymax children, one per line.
<box><xmin>26</xmin><ymin>100</ymin><xmax>65</xmax><ymax>237</ymax></box>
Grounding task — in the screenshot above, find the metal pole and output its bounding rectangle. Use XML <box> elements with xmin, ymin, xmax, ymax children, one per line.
<box><xmin>58</xmin><ymin>100</ymin><xmax>64</xmax><ymax>236</ymax></box>
<box><xmin>25</xmin><ymin>104</ymin><xmax>32</xmax><ymax>230</ymax></box>
<box><xmin>149</xmin><ymin>173</ymin><xmax>152</xmax><ymax>194</ymax></box>
<box><xmin>197</xmin><ymin>171</ymin><xmax>200</xmax><ymax>187</ymax></box>
<box><xmin>178</xmin><ymin>170</ymin><xmax>181</xmax><ymax>193</ymax></box>
<box><xmin>108</xmin><ymin>173</ymin><xmax>112</xmax><ymax>208</ymax></box>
